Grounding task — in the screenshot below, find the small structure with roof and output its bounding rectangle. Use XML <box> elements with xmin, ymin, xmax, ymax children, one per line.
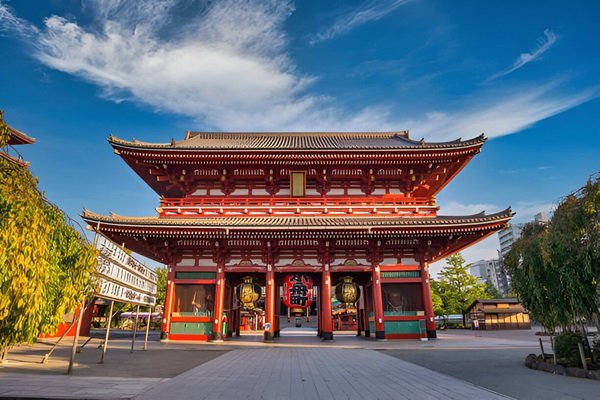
<box><xmin>467</xmin><ymin>298</ymin><xmax>531</xmax><ymax>330</ymax></box>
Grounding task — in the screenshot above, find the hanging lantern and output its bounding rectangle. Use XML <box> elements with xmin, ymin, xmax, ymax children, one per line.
<box><xmin>335</xmin><ymin>276</ymin><xmax>360</xmax><ymax>308</ymax></box>
<box><xmin>237</xmin><ymin>276</ymin><xmax>262</xmax><ymax>309</ymax></box>
<box><xmin>283</xmin><ymin>273</ymin><xmax>313</xmax><ymax>309</ymax></box>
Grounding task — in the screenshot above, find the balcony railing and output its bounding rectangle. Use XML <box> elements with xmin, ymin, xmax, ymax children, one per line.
<box><xmin>158</xmin><ymin>195</ymin><xmax>437</xmax><ymax>218</ymax></box>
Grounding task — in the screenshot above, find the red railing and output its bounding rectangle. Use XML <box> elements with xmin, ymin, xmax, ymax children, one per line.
<box><xmin>158</xmin><ymin>195</ymin><xmax>437</xmax><ymax>218</ymax></box>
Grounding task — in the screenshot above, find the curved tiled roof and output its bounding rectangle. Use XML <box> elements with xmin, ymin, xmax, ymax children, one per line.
<box><xmin>7</xmin><ymin>126</ymin><xmax>35</xmax><ymax>145</ymax></box>
<box><xmin>82</xmin><ymin>208</ymin><xmax>512</xmax><ymax>229</ymax></box>
<box><xmin>108</xmin><ymin>132</ymin><xmax>486</xmax><ymax>151</ymax></box>
<box><xmin>0</xmin><ymin>151</ymin><xmax>29</xmax><ymax>167</ymax></box>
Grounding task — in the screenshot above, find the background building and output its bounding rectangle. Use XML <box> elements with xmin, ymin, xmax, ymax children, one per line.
<box><xmin>498</xmin><ymin>212</ymin><xmax>548</xmax><ymax>257</ymax></box>
<box><xmin>469</xmin><ymin>258</ymin><xmax>509</xmax><ymax>296</ymax></box>
<box><xmin>493</xmin><ymin>212</ymin><xmax>549</xmax><ymax>295</ymax></box>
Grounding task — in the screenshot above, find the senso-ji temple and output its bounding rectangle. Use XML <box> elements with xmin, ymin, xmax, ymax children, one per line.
<box><xmin>82</xmin><ymin>131</ymin><xmax>512</xmax><ymax>341</ymax></box>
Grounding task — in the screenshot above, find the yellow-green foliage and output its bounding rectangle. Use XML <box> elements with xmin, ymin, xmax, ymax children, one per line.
<box><xmin>0</xmin><ymin>115</ymin><xmax>97</xmax><ymax>351</ymax></box>
<box><xmin>0</xmin><ymin>111</ymin><xmax>9</xmax><ymax>147</ymax></box>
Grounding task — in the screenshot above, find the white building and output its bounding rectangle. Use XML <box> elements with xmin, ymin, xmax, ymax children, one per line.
<box><xmin>498</xmin><ymin>212</ymin><xmax>548</xmax><ymax>257</ymax></box>
<box><xmin>469</xmin><ymin>258</ymin><xmax>509</xmax><ymax>295</ymax></box>
<box><xmin>494</xmin><ymin>211</ymin><xmax>549</xmax><ymax>295</ymax></box>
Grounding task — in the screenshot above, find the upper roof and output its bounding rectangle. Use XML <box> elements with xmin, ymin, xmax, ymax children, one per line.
<box><xmin>109</xmin><ymin>131</ymin><xmax>486</xmax><ymax>151</ymax></box>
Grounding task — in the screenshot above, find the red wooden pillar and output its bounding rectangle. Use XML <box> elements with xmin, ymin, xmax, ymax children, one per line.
<box><xmin>421</xmin><ymin>261</ymin><xmax>437</xmax><ymax>338</ymax></box>
<box><xmin>275</xmin><ymin>284</ymin><xmax>281</xmax><ymax>338</ymax></box>
<box><xmin>363</xmin><ymin>283</ymin><xmax>371</xmax><ymax>337</ymax></box>
<box><xmin>356</xmin><ymin>285</ymin><xmax>363</xmax><ymax>337</ymax></box>
<box><xmin>321</xmin><ymin>269</ymin><xmax>333</xmax><ymax>340</ymax></box>
<box><xmin>316</xmin><ymin>286</ymin><xmax>322</xmax><ymax>337</ymax></box>
<box><xmin>372</xmin><ymin>265</ymin><xmax>385</xmax><ymax>339</ymax></box>
<box><xmin>264</xmin><ymin>269</ymin><xmax>276</xmax><ymax>341</ymax></box>
<box><xmin>212</xmin><ymin>267</ymin><xmax>225</xmax><ymax>341</ymax></box>
<box><xmin>225</xmin><ymin>282</ymin><xmax>233</xmax><ymax>338</ymax></box>
<box><xmin>161</xmin><ymin>264</ymin><xmax>176</xmax><ymax>340</ymax></box>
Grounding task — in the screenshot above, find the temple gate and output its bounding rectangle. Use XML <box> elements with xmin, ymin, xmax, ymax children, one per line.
<box><xmin>82</xmin><ymin>131</ymin><xmax>512</xmax><ymax>341</ymax></box>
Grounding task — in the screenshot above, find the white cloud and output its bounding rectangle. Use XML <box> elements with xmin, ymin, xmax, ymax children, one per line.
<box><xmin>429</xmin><ymin>200</ymin><xmax>554</xmax><ymax>276</ymax></box>
<box><xmin>430</xmin><ymin>236</ymin><xmax>500</xmax><ymax>278</ymax></box>
<box><xmin>487</xmin><ymin>29</ymin><xmax>557</xmax><ymax>82</ymax></box>
<box><xmin>409</xmin><ymin>83</ymin><xmax>599</xmax><ymax>141</ymax></box>
<box><xmin>439</xmin><ymin>201</ymin><xmax>499</xmax><ymax>216</ymax></box>
<box><xmin>511</xmin><ymin>201</ymin><xmax>554</xmax><ymax>223</ymax></box>
<box><xmin>0</xmin><ymin>2</ymin><xmax>37</xmax><ymax>37</ymax></box>
<box><xmin>2</xmin><ymin>0</ymin><xmax>313</xmax><ymax>130</ymax></box>
<box><xmin>0</xmin><ymin>2</ymin><xmax>596</xmax><ymax>138</ymax></box>
<box><xmin>309</xmin><ymin>0</ymin><xmax>410</xmax><ymax>45</ymax></box>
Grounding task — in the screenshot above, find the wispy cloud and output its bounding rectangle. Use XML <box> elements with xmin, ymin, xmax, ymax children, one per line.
<box><xmin>511</xmin><ymin>201</ymin><xmax>554</xmax><ymax>223</ymax></box>
<box><xmin>487</xmin><ymin>29</ymin><xmax>557</xmax><ymax>82</ymax></box>
<box><xmin>438</xmin><ymin>201</ymin><xmax>499</xmax><ymax>216</ymax></box>
<box><xmin>0</xmin><ymin>2</ymin><xmax>37</xmax><ymax>37</ymax></box>
<box><xmin>429</xmin><ymin>200</ymin><xmax>554</xmax><ymax>274</ymax></box>
<box><xmin>309</xmin><ymin>0</ymin><xmax>410</xmax><ymax>45</ymax></box>
<box><xmin>1</xmin><ymin>0</ymin><xmax>311</xmax><ymax>130</ymax></box>
<box><xmin>441</xmin><ymin>200</ymin><xmax>553</xmax><ymax>223</ymax></box>
<box><xmin>410</xmin><ymin>82</ymin><xmax>599</xmax><ymax>141</ymax></box>
<box><xmin>0</xmin><ymin>2</ymin><xmax>596</xmax><ymax>139</ymax></box>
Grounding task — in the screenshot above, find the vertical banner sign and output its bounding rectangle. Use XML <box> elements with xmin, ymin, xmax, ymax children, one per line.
<box><xmin>283</xmin><ymin>273</ymin><xmax>313</xmax><ymax>309</ymax></box>
<box><xmin>95</xmin><ymin>235</ymin><xmax>158</xmax><ymax>306</ymax></box>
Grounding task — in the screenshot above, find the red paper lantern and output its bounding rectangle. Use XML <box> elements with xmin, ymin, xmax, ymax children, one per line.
<box><xmin>283</xmin><ymin>273</ymin><xmax>313</xmax><ymax>309</ymax></box>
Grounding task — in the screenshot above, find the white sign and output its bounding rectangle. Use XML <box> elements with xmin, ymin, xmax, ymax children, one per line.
<box><xmin>95</xmin><ymin>235</ymin><xmax>158</xmax><ymax>306</ymax></box>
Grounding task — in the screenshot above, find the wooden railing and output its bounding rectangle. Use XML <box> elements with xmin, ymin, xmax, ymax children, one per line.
<box><xmin>158</xmin><ymin>195</ymin><xmax>437</xmax><ymax>218</ymax></box>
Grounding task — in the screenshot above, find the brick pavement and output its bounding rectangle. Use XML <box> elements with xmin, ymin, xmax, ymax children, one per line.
<box><xmin>0</xmin><ymin>328</ymin><xmax>559</xmax><ymax>399</ymax></box>
<box><xmin>136</xmin><ymin>348</ymin><xmax>512</xmax><ymax>400</ymax></box>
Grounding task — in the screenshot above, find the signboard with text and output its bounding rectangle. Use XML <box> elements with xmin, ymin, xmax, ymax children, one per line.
<box><xmin>95</xmin><ymin>235</ymin><xmax>158</xmax><ymax>306</ymax></box>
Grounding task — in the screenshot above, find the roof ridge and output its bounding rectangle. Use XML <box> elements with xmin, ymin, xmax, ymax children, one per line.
<box><xmin>108</xmin><ymin>132</ymin><xmax>487</xmax><ymax>150</ymax></box>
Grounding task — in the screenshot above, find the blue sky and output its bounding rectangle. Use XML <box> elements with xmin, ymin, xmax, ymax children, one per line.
<box><xmin>1</xmin><ymin>0</ymin><xmax>599</xmax><ymax>274</ymax></box>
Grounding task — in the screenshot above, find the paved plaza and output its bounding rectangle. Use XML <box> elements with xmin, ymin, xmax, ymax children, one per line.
<box><xmin>0</xmin><ymin>328</ymin><xmax>598</xmax><ymax>399</ymax></box>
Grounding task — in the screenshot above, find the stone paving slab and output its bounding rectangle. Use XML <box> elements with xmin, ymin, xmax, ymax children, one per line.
<box><xmin>136</xmin><ymin>348</ymin><xmax>513</xmax><ymax>400</ymax></box>
<box><xmin>0</xmin><ymin>373</ymin><xmax>166</xmax><ymax>399</ymax></box>
<box><xmin>0</xmin><ymin>328</ymin><xmax>561</xmax><ymax>399</ymax></box>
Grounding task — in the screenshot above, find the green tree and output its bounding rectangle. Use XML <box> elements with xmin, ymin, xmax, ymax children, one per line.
<box><xmin>155</xmin><ymin>266</ymin><xmax>167</xmax><ymax>309</ymax></box>
<box><xmin>504</xmin><ymin>222</ymin><xmax>563</xmax><ymax>331</ymax></box>
<box><xmin>0</xmin><ymin>113</ymin><xmax>97</xmax><ymax>360</ymax></box>
<box><xmin>505</xmin><ymin>176</ymin><xmax>600</xmax><ymax>333</ymax></box>
<box><xmin>484</xmin><ymin>279</ymin><xmax>502</xmax><ymax>299</ymax></box>
<box><xmin>429</xmin><ymin>281</ymin><xmax>445</xmax><ymax>318</ymax></box>
<box><xmin>433</xmin><ymin>253</ymin><xmax>487</xmax><ymax>326</ymax></box>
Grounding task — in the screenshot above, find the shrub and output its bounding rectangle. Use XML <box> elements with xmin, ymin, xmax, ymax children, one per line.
<box><xmin>593</xmin><ymin>338</ymin><xmax>600</xmax><ymax>366</ymax></box>
<box><xmin>554</xmin><ymin>332</ymin><xmax>584</xmax><ymax>367</ymax></box>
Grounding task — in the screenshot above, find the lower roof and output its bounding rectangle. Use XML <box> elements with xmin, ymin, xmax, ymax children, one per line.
<box><xmin>82</xmin><ymin>208</ymin><xmax>512</xmax><ymax>230</ymax></box>
<box><xmin>82</xmin><ymin>209</ymin><xmax>512</xmax><ymax>263</ymax></box>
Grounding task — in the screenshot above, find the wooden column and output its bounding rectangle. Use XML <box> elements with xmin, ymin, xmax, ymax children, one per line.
<box><xmin>264</xmin><ymin>269</ymin><xmax>276</xmax><ymax>342</ymax></box>
<box><xmin>321</xmin><ymin>269</ymin><xmax>333</xmax><ymax>340</ymax></box>
<box><xmin>161</xmin><ymin>264</ymin><xmax>176</xmax><ymax>340</ymax></box>
<box><xmin>421</xmin><ymin>261</ymin><xmax>437</xmax><ymax>338</ymax></box>
<box><xmin>316</xmin><ymin>286</ymin><xmax>322</xmax><ymax>337</ymax></box>
<box><xmin>226</xmin><ymin>283</ymin><xmax>234</xmax><ymax>338</ymax></box>
<box><xmin>212</xmin><ymin>267</ymin><xmax>225</xmax><ymax>341</ymax></box>
<box><xmin>356</xmin><ymin>286</ymin><xmax>363</xmax><ymax>337</ymax></box>
<box><xmin>372</xmin><ymin>265</ymin><xmax>385</xmax><ymax>339</ymax></box>
<box><xmin>274</xmin><ymin>287</ymin><xmax>281</xmax><ymax>339</ymax></box>
<box><xmin>364</xmin><ymin>284</ymin><xmax>371</xmax><ymax>337</ymax></box>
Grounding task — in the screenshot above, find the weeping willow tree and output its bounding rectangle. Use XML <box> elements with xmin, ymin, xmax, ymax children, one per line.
<box><xmin>505</xmin><ymin>176</ymin><xmax>600</xmax><ymax>332</ymax></box>
<box><xmin>0</xmin><ymin>112</ymin><xmax>97</xmax><ymax>361</ymax></box>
